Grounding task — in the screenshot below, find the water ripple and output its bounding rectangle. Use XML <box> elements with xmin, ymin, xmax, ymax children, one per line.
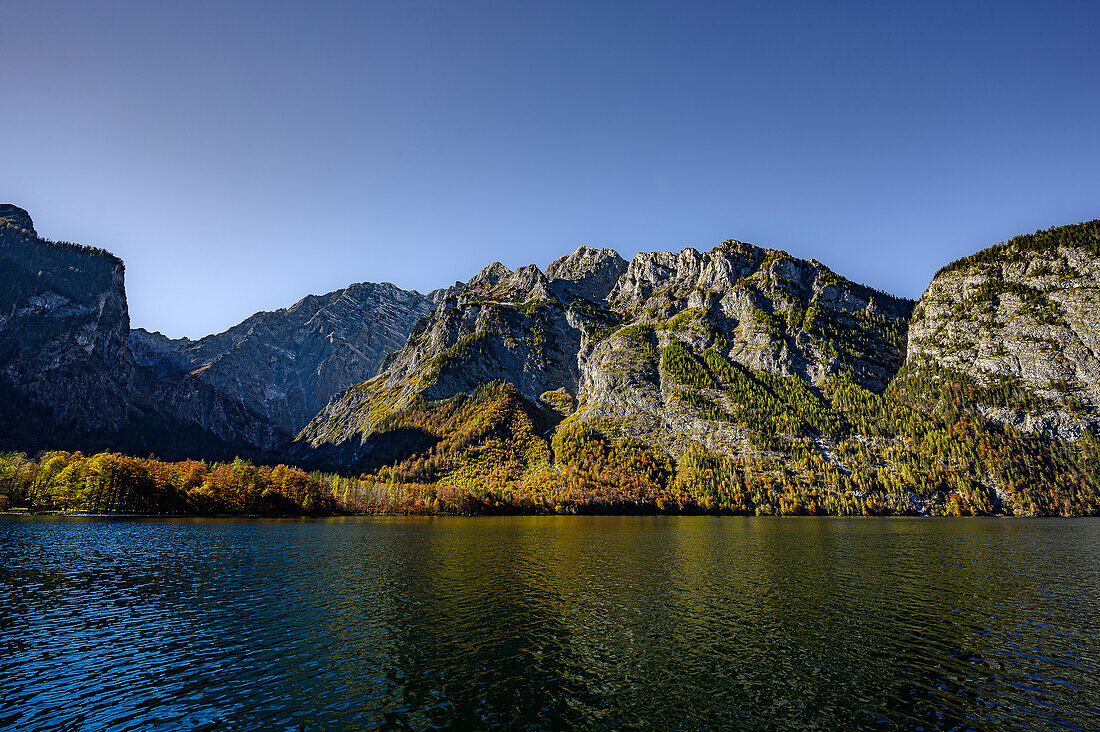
<box><xmin>0</xmin><ymin>516</ymin><xmax>1098</xmax><ymax>729</ymax></box>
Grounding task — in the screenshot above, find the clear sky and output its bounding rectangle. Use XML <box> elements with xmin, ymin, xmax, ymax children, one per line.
<box><xmin>3</xmin><ymin>1</ymin><xmax>1098</xmax><ymax>338</ymax></box>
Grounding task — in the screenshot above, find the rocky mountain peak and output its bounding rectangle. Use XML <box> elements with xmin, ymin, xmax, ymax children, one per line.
<box><xmin>466</xmin><ymin>262</ymin><xmax>513</xmax><ymax>291</ymax></box>
<box><xmin>608</xmin><ymin>243</ymin><xmax>764</xmax><ymax>311</ymax></box>
<box><xmin>0</xmin><ymin>204</ymin><xmax>36</xmax><ymax>237</ymax></box>
<box><xmin>545</xmin><ymin>245</ymin><xmax>628</xmax><ymax>302</ymax></box>
<box><xmin>459</xmin><ymin>261</ymin><xmax>554</xmax><ymax>303</ymax></box>
<box><xmin>132</xmin><ymin>279</ymin><xmax>440</xmax><ymax>444</ymax></box>
<box><xmin>431</xmin><ymin>282</ymin><xmax>465</xmax><ymax>305</ymax></box>
<box><xmin>507</xmin><ymin>264</ymin><xmax>553</xmax><ymax>301</ymax></box>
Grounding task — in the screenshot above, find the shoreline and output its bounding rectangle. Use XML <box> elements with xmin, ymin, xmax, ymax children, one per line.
<box><xmin>3</xmin><ymin>510</ymin><xmax>1095</xmax><ymax>519</ymax></box>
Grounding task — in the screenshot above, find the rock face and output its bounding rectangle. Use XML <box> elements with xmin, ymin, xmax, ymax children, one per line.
<box><xmin>906</xmin><ymin>221</ymin><xmax>1100</xmax><ymax>439</ymax></box>
<box><xmin>570</xmin><ymin>242</ymin><xmax>912</xmax><ymax>456</ymax></box>
<box><xmin>545</xmin><ymin>246</ymin><xmax>628</xmax><ymax>302</ymax></box>
<box><xmin>131</xmin><ymin>281</ymin><xmax>439</xmax><ymax>446</ymax></box>
<box><xmin>0</xmin><ymin>205</ymin><xmax>136</xmax><ymax>435</ymax></box>
<box><xmin>0</xmin><ymin>205</ymin><xmax>438</xmax><ymax>457</ymax></box>
<box><xmin>606</xmin><ymin>242</ymin><xmax>911</xmax><ymax>390</ymax></box>
<box><xmin>297</xmin><ymin>241</ymin><xmax>913</xmax><ymax>464</ymax></box>
<box><xmin>297</xmin><ymin>247</ymin><xmax>627</xmax><ymax>462</ymax></box>
<box><xmin>0</xmin><ymin>205</ymin><xmax>252</xmax><ymax>457</ymax></box>
<box><xmin>0</xmin><ymin>204</ymin><xmax>36</xmax><ymax>235</ymax></box>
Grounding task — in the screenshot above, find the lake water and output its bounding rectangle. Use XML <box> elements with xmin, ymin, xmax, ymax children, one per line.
<box><xmin>1</xmin><ymin>516</ymin><xmax>1098</xmax><ymax>730</ymax></box>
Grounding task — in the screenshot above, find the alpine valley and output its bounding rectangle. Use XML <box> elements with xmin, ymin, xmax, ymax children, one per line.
<box><xmin>3</xmin><ymin>203</ymin><xmax>1099</xmax><ymax>516</ymax></box>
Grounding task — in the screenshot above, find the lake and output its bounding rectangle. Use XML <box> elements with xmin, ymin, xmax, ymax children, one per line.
<box><xmin>1</xmin><ymin>516</ymin><xmax>1098</xmax><ymax>730</ymax></box>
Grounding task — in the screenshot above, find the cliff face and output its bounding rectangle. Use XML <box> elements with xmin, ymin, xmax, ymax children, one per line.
<box><xmin>296</xmin><ymin>247</ymin><xmax>628</xmax><ymax>464</ymax></box>
<box><xmin>296</xmin><ymin>240</ymin><xmax>913</xmax><ymax>466</ymax></box>
<box><xmin>0</xmin><ymin>205</ymin><xmax>265</xmax><ymax>458</ymax></box>
<box><xmin>0</xmin><ymin>205</ymin><xmax>136</xmax><ymax>435</ymax></box>
<box><xmin>131</xmin><ymin>281</ymin><xmax>439</xmax><ymax>446</ymax></box>
<box><xmin>545</xmin><ymin>245</ymin><xmax>629</xmax><ymax>302</ymax></box>
<box><xmin>569</xmin><ymin>242</ymin><xmax>912</xmax><ymax>457</ymax></box>
<box><xmin>608</xmin><ymin>242</ymin><xmax>911</xmax><ymax>386</ymax></box>
<box><xmin>905</xmin><ymin>221</ymin><xmax>1100</xmax><ymax>439</ymax></box>
<box><xmin>0</xmin><ymin>204</ymin><xmax>447</xmax><ymax>455</ymax></box>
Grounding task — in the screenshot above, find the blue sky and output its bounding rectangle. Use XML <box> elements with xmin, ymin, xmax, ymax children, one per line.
<box><xmin>3</xmin><ymin>1</ymin><xmax>1098</xmax><ymax>338</ymax></box>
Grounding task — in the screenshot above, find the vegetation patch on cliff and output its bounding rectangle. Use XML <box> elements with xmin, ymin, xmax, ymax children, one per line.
<box><xmin>936</xmin><ymin>220</ymin><xmax>1100</xmax><ymax>278</ymax></box>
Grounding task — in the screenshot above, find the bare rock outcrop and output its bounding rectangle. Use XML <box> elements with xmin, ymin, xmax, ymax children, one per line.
<box><xmin>546</xmin><ymin>246</ymin><xmax>628</xmax><ymax>302</ymax></box>
<box><xmin>0</xmin><ymin>206</ymin><xmax>135</xmax><ymax>435</ymax></box>
<box><xmin>132</xmin><ymin>281</ymin><xmax>439</xmax><ymax>446</ymax></box>
<box><xmin>905</xmin><ymin>220</ymin><xmax>1100</xmax><ymax>439</ymax></box>
<box><xmin>297</xmin><ymin>237</ymin><xmax>913</xmax><ymax>463</ymax></box>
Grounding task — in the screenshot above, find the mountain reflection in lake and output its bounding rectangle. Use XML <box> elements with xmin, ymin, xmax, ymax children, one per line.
<box><xmin>1</xmin><ymin>516</ymin><xmax>1098</xmax><ymax>729</ymax></box>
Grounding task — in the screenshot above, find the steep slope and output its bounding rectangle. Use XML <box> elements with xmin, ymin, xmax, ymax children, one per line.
<box><xmin>131</xmin><ymin>280</ymin><xmax>440</xmax><ymax>444</ymax></box>
<box><xmin>296</xmin><ymin>240</ymin><xmax>913</xmax><ymax>466</ymax></box>
<box><xmin>0</xmin><ymin>205</ymin><xmax>253</xmax><ymax>458</ymax></box>
<box><xmin>297</xmin><ymin>246</ymin><xmax>627</xmax><ymax>466</ymax></box>
<box><xmin>0</xmin><ymin>204</ymin><xmax>134</xmax><ymax>435</ymax></box>
<box><xmin>904</xmin><ymin>220</ymin><xmax>1100</xmax><ymax>439</ymax></box>
<box><xmin>573</xmin><ymin>242</ymin><xmax>912</xmax><ymax>456</ymax></box>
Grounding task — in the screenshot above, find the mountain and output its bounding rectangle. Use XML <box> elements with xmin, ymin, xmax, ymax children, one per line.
<box><xmin>297</xmin><ymin>240</ymin><xmax>913</xmax><ymax>466</ymax></box>
<box><xmin>0</xmin><ymin>205</ymin><xmax>249</xmax><ymax>458</ymax></box>
<box><xmin>0</xmin><ymin>204</ymin><xmax>443</xmax><ymax>457</ymax></box>
<box><xmin>131</xmin><ymin>280</ymin><xmax>443</xmax><ymax>447</ymax></box>
<box><xmin>6</xmin><ymin>203</ymin><xmax>1099</xmax><ymax>516</ymax></box>
<box><xmin>904</xmin><ymin>221</ymin><xmax>1100</xmax><ymax>440</ymax></box>
<box><xmin>296</xmin><ymin>226</ymin><xmax>1100</xmax><ymax>517</ymax></box>
<box><xmin>0</xmin><ymin>205</ymin><xmax>134</xmax><ymax>436</ymax></box>
<box><xmin>571</xmin><ymin>242</ymin><xmax>912</xmax><ymax>456</ymax></box>
<box><xmin>297</xmin><ymin>246</ymin><xmax>626</xmax><ymax>463</ymax></box>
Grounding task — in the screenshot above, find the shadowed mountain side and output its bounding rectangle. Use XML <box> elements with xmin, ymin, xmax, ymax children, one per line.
<box><xmin>1</xmin><ymin>205</ymin><xmax>313</xmax><ymax>457</ymax></box>
<box><xmin>131</xmin><ymin>280</ymin><xmax>444</xmax><ymax>446</ymax></box>
<box><xmin>294</xmin><ymin>381</ymin><xmax>550</xmax><ymax>484</ymax></box>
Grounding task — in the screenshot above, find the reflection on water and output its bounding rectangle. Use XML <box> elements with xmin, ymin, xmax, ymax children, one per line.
<box><xmin>1</xmin><ymin>516</ymin><xmax>1098</xmax><ymax>729</ymax></box>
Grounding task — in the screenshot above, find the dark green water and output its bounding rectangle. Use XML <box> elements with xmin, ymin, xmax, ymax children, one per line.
<box><xmin>1</xmin><ymin>517</ymin><xmax>1098</xmax><ymax>730</ymax></box>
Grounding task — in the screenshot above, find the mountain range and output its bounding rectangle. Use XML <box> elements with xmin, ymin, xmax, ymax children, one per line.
<box><xmin>3</xmin><ymin>203</ymin><xmax>1098</xmax><ymax>515</ymax></box>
